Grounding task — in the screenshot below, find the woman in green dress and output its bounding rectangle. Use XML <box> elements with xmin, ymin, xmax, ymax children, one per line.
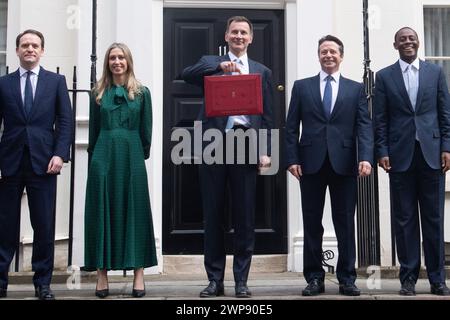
<box><xmin>84</xmin><ymin>43</ymin><xmax>157</xmax><ymax>298</ymax></box>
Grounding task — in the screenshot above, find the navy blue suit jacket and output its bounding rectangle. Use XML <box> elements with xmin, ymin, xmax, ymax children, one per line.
<box><xmin>373</xmin><ymin>60</ymin><xmax>450</xmax><ymax>172</ymax></box>
<box><xmin>181</xmin><ymin>55</ymin><xmax>274</xmax><ymax>155</ymax></box>
<box><xmin>0</xmin><ymin>68</ymin><xmax>73</xmax><ymax>176</ymax></box>
<box><xmin>285</xmin><ymin>74</ymin><xmax>373</xmax><ymax>176</ymax></box>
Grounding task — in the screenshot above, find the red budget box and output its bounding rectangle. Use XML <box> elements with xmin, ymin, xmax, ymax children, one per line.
<box><xmin>204</xmin><ymin>74</ymin><xmax>263</xmax><ymax>117</ymax></box>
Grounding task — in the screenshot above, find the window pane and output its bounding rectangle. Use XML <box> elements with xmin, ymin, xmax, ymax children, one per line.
<box><xmin>424</xmin><ymin>8</ymin><xmax>450</xmax><ymax>56</ymax></box>
<box><xmin>426</xmin><ymin>59</ymin><xmax>450</xmax><ymax>91</ymax></box>
<box><xmin>0</xmin><ymin>54</ymin><xmax>5</xmax><ymax>75</ymax></box>
<box><xmin>0</xmin><ymin>0</ymin><xmax>7</xmax><ymax>52</ymax></box>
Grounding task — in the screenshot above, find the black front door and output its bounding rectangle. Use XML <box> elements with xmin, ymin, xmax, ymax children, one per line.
<box><xmin>163</xmin><ymin>8</ymin><xmax>286</xmax><ymax>254</ymax></box>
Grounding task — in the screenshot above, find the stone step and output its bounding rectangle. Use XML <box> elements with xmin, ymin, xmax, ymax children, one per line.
<box><xmin>163</xmin><ymin>254</ymin><xmax>287</xmax><ymax>274</ymax></box>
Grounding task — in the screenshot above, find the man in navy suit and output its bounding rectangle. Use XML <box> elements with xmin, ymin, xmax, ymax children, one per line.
<box><xmin>374</xmin><ymin>27</ymin><xmax>450</xmax><ymax>296</ymax></box>
<box><xmin>182</xmin><ymin>16</ymin><xmax>273</xmax><ymax>298</ymax></box>
<box><xmin>0</xmin><ymin>30</ymin><xmax>73</xmax><ymax>300</ymax></box>
<box><xmin>285</xmin><ymin>35</ymin><xmax>373</xmax><ymax>296</ymax></box>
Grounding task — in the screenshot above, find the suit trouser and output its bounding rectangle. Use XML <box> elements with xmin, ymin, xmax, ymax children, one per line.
<box><xmin>389</xmin><ymin>142</ymin><xmax>445</xmax><ymax>284</ymax></box>
<box><xmin>0</xmin><ymin>148</ymin><xmax>57</xmax><ymax>288</ymax></box>
<box><xmin>300</xmin><ymin>156</ymin><xmax>357</xmax><ymax>284</ymax></box>
<box><xmin>198</xmin><ymin>129</ymin><xmax>257</xmax><ymax>283</ymax></box>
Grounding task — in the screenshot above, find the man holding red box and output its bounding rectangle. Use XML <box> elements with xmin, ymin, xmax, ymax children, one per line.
<box><xmin>181</xmin><ymin>15</ymin><xmax>274</xmax><ymax>298</ymax></box>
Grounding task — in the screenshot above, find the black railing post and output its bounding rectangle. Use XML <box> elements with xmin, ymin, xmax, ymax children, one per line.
<box><xmin>356</xmin><ymin>0</ymin><xmax>381</xmax><ymax>267</ymax></box>
<box><xmin>90</xmin><ymin>0</ymin><xmax>97</xmax><ymax>89</ymax></box>
<box><xmin>68</xmin><ymin>66</ymin><xmax>77</xmax><ymax>266</ymax></box>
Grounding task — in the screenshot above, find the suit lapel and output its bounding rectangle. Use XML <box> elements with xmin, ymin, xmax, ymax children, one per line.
<box><xmin>391</xmin><ymin>62</ymin><xmax>414</xmax><ymax>112</ymax></box>
<box><xmin>247</xmin><ymin>58</ymin><xmax>258</xmax><ymax>126</ymax></box>
<box><xmin>330</xmin><ymin>76</ymin><xmax>347</xmax><ymax>120</ymax></box>
<box><xmin>415</xmin><ymin>60</ymin><xmax>427</xmax><ymax>112</ymax></box>
<box><xmin>30</xmin><ymin>67</ymin><xmax>49</xmax><ymax>118</ymax></box>
<box><xmin>248</xmin><ymin>58</ymin><xmax>256</xmax><ymax>74</ymax></box>
<box><xmin>10</xmin><ymin>70</ymin><xmax>27</xmax><ymax>119</ymax></box>
<box><xmin>309</xmin><ymin>74</ymin><xmax>327</xmax><ymax>120</ymax></box>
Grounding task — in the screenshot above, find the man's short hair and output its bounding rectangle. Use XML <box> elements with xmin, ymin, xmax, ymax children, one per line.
<box><xmin>394</xmin><ymin>27</ymin><xmax>418</xmax><ymax>42</ymax></box>
<box><xmin>318</xmin><ymin>35</ymin><xmax>344</xmax><ymax>56</ymax></box>
<box><xmin>16</xmin><ymin>29</ymin><xmax>45</xmax><ymax>48</ymax></box>
<box><xmin>226</xmin><ymin>16</ymin><xmax>253</xmax><ymax>34</ymax></box>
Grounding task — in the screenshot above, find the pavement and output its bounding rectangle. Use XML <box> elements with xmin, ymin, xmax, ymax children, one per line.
<box><xmin>2</xmin><ymin>270</ymin><xmax>450</xmax><ymax>301</ymax></box>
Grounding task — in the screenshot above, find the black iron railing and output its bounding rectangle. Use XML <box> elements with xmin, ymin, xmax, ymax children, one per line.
<box><xmin>357</xmin><ymin>0</ymin><xmax>381</xmax><ymax>267</ymax></box>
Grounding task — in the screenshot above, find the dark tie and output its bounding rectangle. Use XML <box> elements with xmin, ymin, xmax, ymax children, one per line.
<box><xmin>24</xmin><ymin>70</ymin><xmax>33</xmax><ymax>116</ymax></box>
<box><xmin>323</xmin><ymin>75</ymin><xmax>332</xmax><ymax>119</ymax></box>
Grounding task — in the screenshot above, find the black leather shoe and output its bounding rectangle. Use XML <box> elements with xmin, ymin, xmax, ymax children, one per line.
<box><xmin>235</xmin><ymin>281</ymin><xmax>251</xmax><ymax>298</ymax></box>
<box><xmin>302</xmin><ymin>278</ymin><xmax>324</xmax><ymax>296</ymax></box>
<box><xmin>399</xmin><ymin>278</ymin><xmax>416</xmax><ymax>296</ymax></box>
<box><xmin>199</xmin><ymin>280</ymin><xmax>224</xmax><ymax>298</ymax></box>
<box><xmin>0</xmin><ymin>288</ymin><xmax>6</xmax><ymax>298</ymax></box>
<box><xmin>339</xmin><ymin>283</ymin><xmax>361</xmax><ymax>296</ymax></box>
<box><xmin>35</xmin><ymin>285</ymin><xmax>55</xmax><ymax>300</ymax></box>
<box><xmin>95</xmin><ymin>288</ymin><xmax>109</xmax><ymax>298</ymax></box>
<box><xmin>132</xmin><ymin>286</ymin><xmax>146</xmax><ymax>298</ymax></box>
<box><xmin>430</xmin><ymin>282</ymin><xmax>450</xmax><ymax>296</ymax></box>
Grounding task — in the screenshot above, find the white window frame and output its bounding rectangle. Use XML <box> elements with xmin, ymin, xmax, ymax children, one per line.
<box><xmin>0</xmin><ymin>0</ymin><xmax>7</xmax><ymax>74</ymax></box>
<box><xmin>422</xmin><ymin>5</ymin><xmax>450</xmax><ymax>88</ymax></box>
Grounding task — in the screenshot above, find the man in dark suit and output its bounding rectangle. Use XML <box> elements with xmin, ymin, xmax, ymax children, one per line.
<box><xmin>0</xmin><ymin>30</ymin><xmax>73</xmax><ymax>300</ymax></box>
<box><xmin>285</xmin><ymin>35</ymin><xmax>373</xmax><ymax>296</ymax></box>
<box><xmin>373</xmin><ymin>27</ymin><xmax>450</xmax><ymax>296</ymax></box>
<box><xmin>181</xmin><ymin>16</ymin><xmax>273</xmax><ymax>298</ymax></box>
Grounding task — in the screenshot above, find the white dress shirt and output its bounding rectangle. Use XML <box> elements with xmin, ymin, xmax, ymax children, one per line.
<box><xmin>19</xmin><ymin>65</ymin><xmax>40</xmax><ymax>103</ymax></box>
<box><xmin>319</xmin><ymin>70</ymin><xmax>340</xmax><ymax>113</ymax></box>
<box><xmin>226</xmin><ymin>51</ymin><xmax>251</xmax><ymax>128</ymax></box>
<box><xmin>399</xmin><ymin>58</ymin><xmax>419</xmax><ymax>110</ymax></box>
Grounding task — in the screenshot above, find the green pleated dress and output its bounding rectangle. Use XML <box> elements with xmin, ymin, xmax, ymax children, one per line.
<box><xmin>84</xmin><ymin>85</ymin><xmax>157</xmax><ymax>271</ymax></box>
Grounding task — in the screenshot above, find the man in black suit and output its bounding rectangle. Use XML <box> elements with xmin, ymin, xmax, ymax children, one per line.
<box><xmin>285</xmin><ymin>35</ymin><xmax>373</xmax><ymax>296</ymax></box>
<box><xmin>0</xmin><ymin>30</ymin><xmax>73</xmax><ymax>300</ymax></box>
<box><xmin>373</xmin><ymin>27</ymin><xmax>450</xmax><ymax>296</ymax></box>
<box><xmin>181</xmin><ymin>16</ymin><xmax>273</xmax><ymax>298</ymax></box>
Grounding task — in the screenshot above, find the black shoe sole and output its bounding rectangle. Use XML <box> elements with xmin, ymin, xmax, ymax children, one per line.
<box><xmin>302</xmin><ymin>287</ymin><xmax>325</xmax><ymax>296</ymax></box>
<box><xmin>199</xmin><ymin>290</ymin><xmax>224</xmax><ymax>298</ymax></box>
<box><xmin>132</xmin><ymin>289</ymin><xmax>146</xmax><ymax>298</ymax></box>
<box><xmin>431</xmin><ymin>289</ymin><xmax>450</xmax><ymax>296</ymax></box>
<box><xmin>95</xmin><ymin>289</ymin><xmax>110</xmax><ymax>298</ymax></box>
<box><xmin>339</xmin><ymin>288</ymin><xmax>361</xmax><ymax>296</ymax></box>
<box><xmin>235</xmin><ymin>293</ymin><xmax>252</xmax><ymax>298</ymax></box>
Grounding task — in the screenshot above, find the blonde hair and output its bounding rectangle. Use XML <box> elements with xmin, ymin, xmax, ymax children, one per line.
<box><xmin>94</xmin><ymin>43</ymin><xmax>141</xmax><ymax>104</ymax></box>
